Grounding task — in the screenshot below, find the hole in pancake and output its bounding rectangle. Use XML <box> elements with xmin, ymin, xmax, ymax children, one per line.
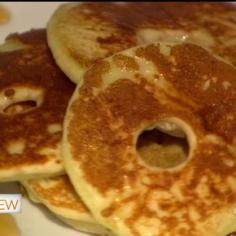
<box><xmin>0</xmin><ymin>87</ymin><xmax>44</xmax><ymax>115</ymax></box>
<box><xmin>137</xmin><ymin>128</ymin><xmax>189</xmax><ymax>169</ymax></box>
<box><xmin>4</xmin><ymin>100</ymin><xmax>37</xmax><ymax>114</ymax></box>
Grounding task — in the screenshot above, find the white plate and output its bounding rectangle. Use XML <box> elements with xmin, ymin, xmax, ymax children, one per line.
<box><xmin>0</xmin><ymin>2</ymin><xmax>87</xmax><ymax>236</ymax></box>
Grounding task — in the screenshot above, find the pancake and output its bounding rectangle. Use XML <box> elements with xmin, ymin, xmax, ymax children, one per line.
<box><xmin>63</xmin><ymin>42</ymin><xmax>236</xmax><ymax>236</ymax></box>
<box><xmin>0</xmin><ymin>29</ymin><xmax>75</xmax><ymax>182</ymax></box>
<box><xmin>22</xmin><ymin>175</ymin><xmax>114</xmax><ymax>235</ymax></box>
<box><xmin>47</xmin><ymin>2</ymin><xmax>236</xmax><ymax>84</ymax></box>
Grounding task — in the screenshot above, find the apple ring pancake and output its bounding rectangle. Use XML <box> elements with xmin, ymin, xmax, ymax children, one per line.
<box><xmin>63</xmin><ymin>42</ymin><xmax>236</xmax><ymax>236</ymax></box>
<box><xmin>0</xmin><ymin>29</ymin><xmax>75</xmax><ymax>181</ymax></box>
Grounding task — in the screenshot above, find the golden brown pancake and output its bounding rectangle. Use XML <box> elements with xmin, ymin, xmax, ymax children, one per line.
<box><xmin>48</xmin><ymin>2</ymin><xmax>236</xmax><ymax>83</ymax></box>
<box><xmin>22</xmin><ymin>175</ymin><xmax>114</xmax><ymax>235</ymax></box>
<box><xmin>63</xmin><ymin>42</ymin><xmax>236</xmax><ymax>236</ymax></box>
<box><xmin>0</xmin><ymin>29</ymin><xmax>75</xmax><ymax>182</ymax></box>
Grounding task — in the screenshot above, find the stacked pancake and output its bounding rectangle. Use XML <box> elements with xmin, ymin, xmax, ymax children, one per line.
<box><xmin>1</xmin><ymin>3</ymin><xmax>236</xmax><ymax>236</ymax></box>
<box><xmin>0</xmin><ymin>29</ymin><xmax>112</xmax><ymax>235</ymax></box>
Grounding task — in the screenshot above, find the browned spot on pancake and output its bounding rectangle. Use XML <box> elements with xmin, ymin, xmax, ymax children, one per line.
<box><xmin>0</xmin><ymin>29</ymin><xmax>75</xmax><ymax>171</ymax></box>
<box><xmin>4</xmin><ymin>88</ymin><xmax>15</xmax><ymax>97</ymax></box>
<box><xmin>96</xmin><ymin>33</ymin><xmax>136</xmax><ymax>57</ymax></box>
<box><xmin>69</xmin><ymin>50</ymin><xmax>90</xmax><ymax>68</ymax></box>
<box><xmin>136</xmin><ymin>44</ymin><xmax>171</xmax><ymax>74</ymax></box>
<box><xmin>30</xmin><ymin>176</ymin><xmax>88</xmax><ymax>212</ymax></box>
<box><xmin>201</xmin><ymin>20</ymin><xmax>232</xmax><ymax>38</ymax></box>
<box><xmin>82</xmin><ymin>60</ymin><xmax>110</xmax><ymax>91</ymax></box>
<box><xmin>138</xmin><ymin>43</ymin><xmax>236</xmax><ymax>142</ymax></box>
<box><xmin>113</xmin><ymin>54</ymin><xmax>139</xmax><ymax>71</ymax></box>
<box><xmin>218</xmin><ymin>45</ymin><xmax>236</xmax><ymax>66</ymax></box>
<box><xmin>192</xmin><ymin>141</ymin><xmax>236</xmax><ymax>179</ymax></box>
<box><xmin>160</xmin><ymin>3</ymin><xmax>232</xmax><ymax>29</ymax></box>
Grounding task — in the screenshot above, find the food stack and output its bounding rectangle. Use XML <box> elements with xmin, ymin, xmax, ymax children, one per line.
<box><xmin>1</xmin><ymin>3</ymin><xmax>236</xmax><ymax>236</ymax></box>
